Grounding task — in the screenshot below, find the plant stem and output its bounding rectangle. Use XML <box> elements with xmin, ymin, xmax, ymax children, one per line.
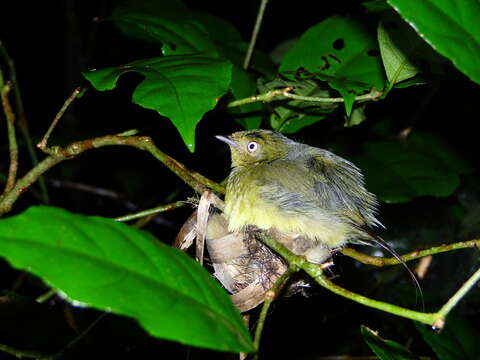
<box><xmin>0</xmin><ymin>82</ymin><xmax>18</xmax><ymax>195</ymax></box>
<box><xmin>434</xmin><ymin>267</ymin><xmax>480</xmax><ymax>327</ymax></box>
<box><xmin>0</xmin><ymin>134</ymin><xmax>223</xmax><ymax>216</ymax></box>
<box><xmin>340</xmin><ymin>239</ymin><xmax>480</xmax><ymax>266</ymax></box>
<box><xmin>253</xmin><ymin>266</ymin><xmax>296</xmax><ymax>358</ymax></box>
<box><xmin>0</xmin><ymin>155</ymin><xmax>63</xmax><ymax>215</ymax></box>
<box><xmin>115</xmin><ymin>201</ymin><xmax>186</xmax><ymax>222</ymax></box>
<box><xmin>227</xmin><ymin>88</ymin><xmax>292</xmax><ymax>108</ymax></box>
<box><xmin>243</xmin><ymin>0</ymin><xmax>269</xmax><ymax>70</ymax></box>
<box><xmin>282</xmin><ymin>88</ymin><xmax>383</xmax><ymax>103</ymax></box>
<box><xmin>255</xmin><ymin>232</ymin><xmax>478</xmax><ymax>328</ymax></box>
<box><xmin>0</xmin><ymin>41</ymin><xmax>50</xmax><ymax>203</ymax></box>
<box><xmin>226</xmin><ymin>87</ymin><xmax>383</xmax><ymax>108</ymax></box>
<box><xmin>37</xmin><ymin>87</ymin><xmax>81</xmax><ymax>150</ymax></box>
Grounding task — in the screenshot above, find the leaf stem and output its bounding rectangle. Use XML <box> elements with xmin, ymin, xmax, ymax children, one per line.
<box><xmin>243</xmin><ymin>0</ymin><xmax>269</xmax><ymax>70</ymax></box>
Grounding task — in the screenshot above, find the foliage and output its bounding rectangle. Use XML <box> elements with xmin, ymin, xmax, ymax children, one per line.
<box><xmin>0</xmin><ymin>0</ymin><xmax>479</xmax><ymax>359</ymax></box>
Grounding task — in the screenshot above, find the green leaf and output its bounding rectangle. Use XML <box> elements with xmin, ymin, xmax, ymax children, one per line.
<box><xmin>112</xmin><ymin>0</ymin><xmax>219</xmax><ymax>56</ymax></box>
<box><xmin>346</xmin><ymin>105</ymin><xmax>367</xmax><ymax>126</ymax></box>
<box><xmin>258</xmin><ymin>75</ymin><xmax>337</xmax><ymax>132</ymax></box>
<box><xmin>353</xmin><ymin>136</ymin><xmax>463</xmax><ymax>203</ymax></box>
<box><xmin>415</xmin><ymin>316</ymin><xmax>480</xmax><ymax>360</ymax></box>
<box><xmin>408</xmin><ymin>132</ymin><xmax>472</xmax><ymax>175</ymax></box>
<box><xmin>82</xmin><ymin>55</ymin><xmax>232</xmax><ymax>151</ymax></box>
<box><xmin>229</xmin><ymin>66</ymin><xmax>262</xmax><ymax>130</ymax></box>
<box><xmin>111</xmin><ymin>0</ymin><xmax>277</xmax><ymax>74</ymax></box>
<box><xmin>378</xmin><ymin>21</ymin><xmax>420</xmax><ymax>84</ymax></box>
<box><xmin>0</xmin><ymin>206</ymin><xmax>253</xmax><ymax>353</ymax></box>
<box><xmin>378</xmin><ymin>12</ymin><xmax>448</xmax><ymax>85</ymax></box>
<box><xmin>361</xmin><ymin>325</ymin><xmax>421</xmax><ymax>360</ymax></box>
<box><xmin>386</xmin><ymin>0</ymin><xmax>480</xmax><ymax>85</ymax></box>
<box><xmin>278</xmin><ymin>115</ymin><xmax>326</xmax><ymax>134</ymax></box>
<box><xmin>280</xmin><ymin>15</ymin><xmax>386</xmax><ymax>115</ymax></box>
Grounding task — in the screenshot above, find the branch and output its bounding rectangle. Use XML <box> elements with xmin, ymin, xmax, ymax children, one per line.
<box><xmin>253</xmin><ymin>265</ymin><xmax>296</xmax><ymax>359</ymax></box>
<box><xmin>255</xmin><ymin>232</ymin><xmax>480</xmax><ymax>329</ymax></box>
<box><xmin>37</xmin><ymin>87</ymin><xmax>81</xmax><ymax>149</ymax></box>
<box><xmin>115</xmin><ymin>201</ymin><xmax>186</xmax><ymax>222</ymax></box>
<box><xmin>0</xmin><ymin>41</ymin><xmax>49</xmax><ymax>203</ymax></box>
<box><xmin>340</xmin><ymin>239</ymin><xmax>480</xmax><ymax>266</ymax></box>
<box><xmin>227</xmin><ymin>87</ymin><xmax>383</xmax><ymax>108</ymax></box>
<box><xmin>243</xmin><ymin>0</ymin><xmax>269</xmax><ymax>70</ymax></box>
<box><xmin>0</xmin><ymin>134</ymin><xmax>224</xmax><ymax>216</ymax></box>
<box><xmin>0</xmin><ymin>81</ymin><xmax>18</xmax><ymax>195</ymax></box>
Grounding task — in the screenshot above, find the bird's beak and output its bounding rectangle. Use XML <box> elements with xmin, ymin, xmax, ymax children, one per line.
<box><xmin>215</xmin><ymin>135</ymin><xmax>238</xmax><ymax>148</ymax></box>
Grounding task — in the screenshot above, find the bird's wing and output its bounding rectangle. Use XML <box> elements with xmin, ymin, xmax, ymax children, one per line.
<box><xmin>306</xmin><ymin>151</ymin><xmax>382</xmax><ymax>228</ymax></box>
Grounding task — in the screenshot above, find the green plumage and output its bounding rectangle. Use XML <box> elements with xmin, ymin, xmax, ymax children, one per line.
<box><xmin>217</xmin><ymin>129</ymin><xmax>382</xmax><ymax>263</ymax></box>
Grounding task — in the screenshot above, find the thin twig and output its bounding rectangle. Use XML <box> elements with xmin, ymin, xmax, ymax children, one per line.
<box><xmin>282</xmin><ymin>88</ymin><xmax>383</xmax><ymax>103</ymax></box>
<box><xmin>52</xmin><ymin>312</ymin><xmax>108</xmax><ymax>359</ymax></box>
<box><xmin>37</xmin><ymin>87</ymin><xmax>81</xmax><ymax>150</ymax></box>
<box><xmin>340</xmin><ymin>239</ymin><xmax>480</xmax><ymax>266</ymax></box>
<box><xmin>0</xmin><ymin>41</ymin><xmax>50</xmax><ymax>203</ymax></box>
<box><xmin>243</xmin><ymin>0</ymin><xmax>269</xmax><ymax>70</ymax></box>
<box><xmin>0</xmin><ymin>343</ymin><xmax>53</xmax><ymax>360</ymax></box>
<box><xmin>0</xmin><ymin>81</ymin><xmax>18</xmax><ymax>194</ymax></box>
<box><xmin>253</xmin><ymin>266</ymin><xmax>296</xmax><ymax>359</ymax></box>
<box><xmin>434</xmin><ymin>267</ymin><xmax>480</xmax><ymax>329</ymax></box>
<box><xmin>115</xmin><ymin>201</ymin><xmax>186</xmax><ymax>222</ymax></box>
<box><xmin>227</xmin><ymin>87</ymin><xmax>383</xmax><ymax>108</ymax></box>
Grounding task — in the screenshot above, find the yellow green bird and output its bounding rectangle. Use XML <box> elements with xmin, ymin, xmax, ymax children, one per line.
<box><xmin>216</xmin><ymin>129</ymin><xmax>384</xmax><ymax>264</ymax></box>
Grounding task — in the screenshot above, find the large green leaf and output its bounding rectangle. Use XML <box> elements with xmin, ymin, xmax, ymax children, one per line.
<box><xmin>361</xmin><ymin>326</ymin><xmax>421</xmax><ymax>360</ymax></box>
<box><xmin>352</xmin><ymin>134</ymin><xmax>466</xmax><ymax>203</ymax></box>
<box><xmin>415</xmin><ymin>316</ymin><xmax>480</xmax><ymax>360</ymax></box>
<box><xmin>280</xmin><ymin>15</ymin><xmax>386</xmax><ymax>115</ymax></box>
<box><xmin>0</xmin><ymin>206</ymin><xmax>253</xmax><ymax>353</ymax></box>
<box><xmin>82</xmin><ymin>55</ymin><xmax>232</xmax><ymax>151</ymax></box>
<box><xmin>387</xmin><ymin>0</ymin><xmax>480</xmax><ymax>85</ymax></box>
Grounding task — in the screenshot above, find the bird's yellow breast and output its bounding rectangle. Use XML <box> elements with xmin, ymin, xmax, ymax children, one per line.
<box><xmin>224</xmin><ymin>164</ymin><xmax>352</xmax><ymax>248</ymax></box>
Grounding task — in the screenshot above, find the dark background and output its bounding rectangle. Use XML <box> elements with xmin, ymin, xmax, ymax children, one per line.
<box><xmin>1</xmin><ymin>1</ymin><xmax>479</xmax><ymax>359</ymax></box>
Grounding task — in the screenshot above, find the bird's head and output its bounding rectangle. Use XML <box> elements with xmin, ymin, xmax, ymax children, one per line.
<box><xmin>216</xmin><ymin>130</ymin><xmax>293</xmax><ymax>167</ymax></box>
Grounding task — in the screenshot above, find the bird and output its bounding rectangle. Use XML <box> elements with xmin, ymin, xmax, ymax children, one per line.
<box><xmin>216</xmin><ymin>129</ymin><xmax>385</xmax><ymax>264</ymax></box>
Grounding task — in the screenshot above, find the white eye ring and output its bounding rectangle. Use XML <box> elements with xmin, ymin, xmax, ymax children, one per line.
<box><xmin>247</xmin><ymin>141</ymin><xmax>258</xmax><ymax>152</ymax></box>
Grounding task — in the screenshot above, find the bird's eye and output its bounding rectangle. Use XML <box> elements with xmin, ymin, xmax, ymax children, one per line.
<box><xmin>247</xmin><ymin>141</ymin><xmax>258</xmax><ymax>153</ymax></box>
